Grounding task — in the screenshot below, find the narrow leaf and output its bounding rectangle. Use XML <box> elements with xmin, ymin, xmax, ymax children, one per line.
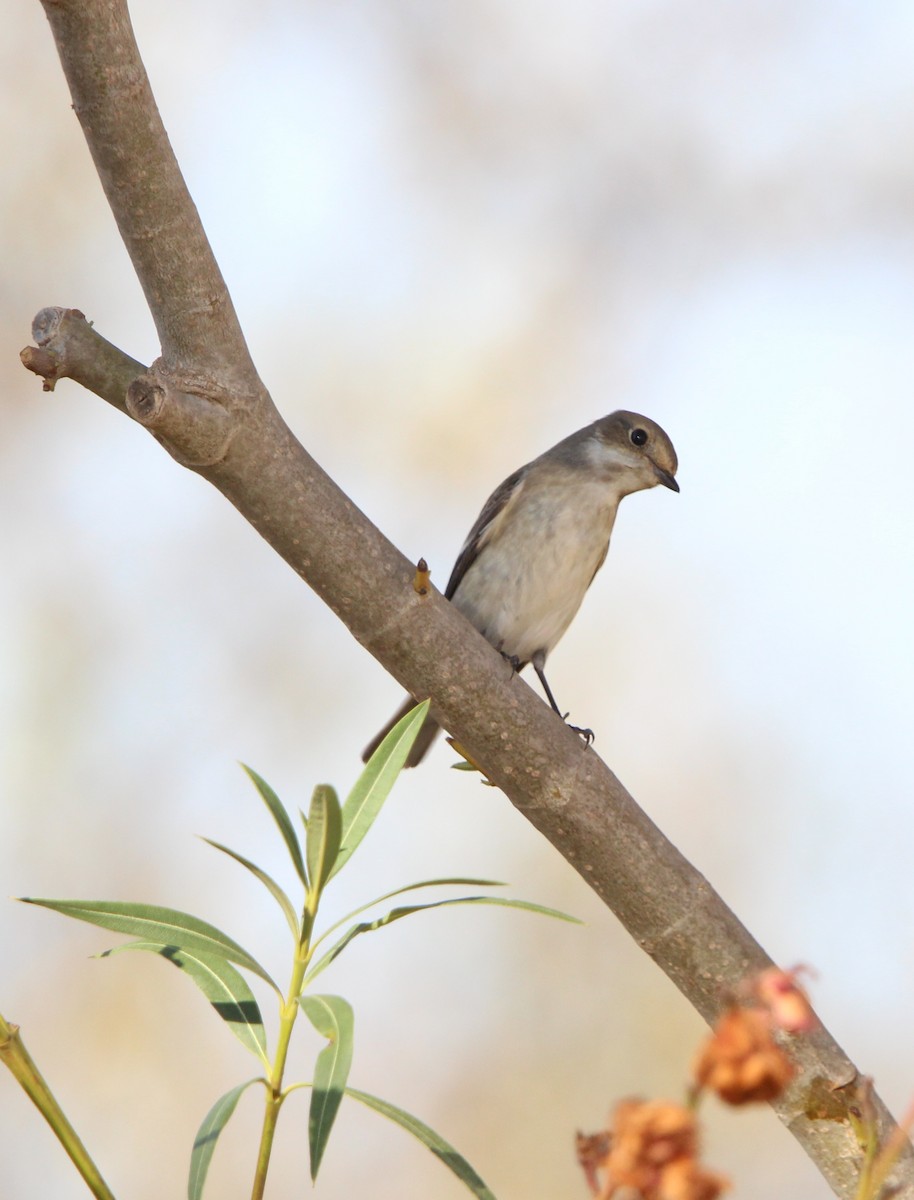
<box><xmin>299</xmin><ymin>995</ymin><xmax>354</xmax><ymax>1180</ymax></box>
<box><xmin>201</xmin><ymin>838</ymin><xmax>300</xmax><ymax>939</ymax></box>
<box><xmin>240</xmin><ymin>764</ymin><xmax>307</xmax><ymax>886</ymax></box>
<box><xmin>102</xmin><ymin>942</ymin><xmax>269</xmax><ymax>1066</ymax></box>
<box><xmin>310</xmin><ymin>878</ymin><xmax>505</xmax><ymax>953</ymax></box>
<box><xmin>305</xmin><ymin>785</ymin><xmax>342</xmax><ymax>898</ymax></box>
<box><xmin>330</xmin><ymin>700</ymin><xmax>430</xmax><ymax>881</ymax></box>
<box><xmin>306</xmin><ymin>895</ymin><xmax>579</xmax><ymax>985</ymax></box>
<box><xmin>346</xmin><ymin>1086</ymin><xmax>495</xmax><ymax>1200</ymax></box>
<box><xmin>188</xmin><ymin>1079</ymin><xmax>261</xmax><ymax>1200</ymax></box>
<box><xmin>20</xmin><ymin>898</ymin><xmax>280</xmax><ymax>994</ymax></box>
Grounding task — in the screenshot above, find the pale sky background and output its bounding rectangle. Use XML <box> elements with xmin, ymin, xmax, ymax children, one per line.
<box><xmin>3</xmin><ymin>2</ymin><xmax>914</xmax><ymax>1199</ymax></box>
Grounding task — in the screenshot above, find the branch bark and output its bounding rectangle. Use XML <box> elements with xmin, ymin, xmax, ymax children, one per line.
<box><xmin>25</xmin><ymin>2</ymin><xmax>913</xmax><ymax>1196</ymax></box>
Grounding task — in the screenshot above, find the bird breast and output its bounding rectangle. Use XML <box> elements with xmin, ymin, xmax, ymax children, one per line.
<box><xmin>451</xmin><ymin>476</ymin><xmax>620</xmax><ymax>664</ymax></box>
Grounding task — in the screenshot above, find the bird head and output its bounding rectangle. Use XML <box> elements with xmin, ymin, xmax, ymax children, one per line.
<box><xmin>589</xmin><ymin>410</ymin><xmax>679</xmax><ymax>495</ymax></box>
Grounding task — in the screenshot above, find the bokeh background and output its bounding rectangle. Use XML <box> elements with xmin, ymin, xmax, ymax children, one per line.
<box><xmin>3</xmin><ymin>2</ymin><xmax>914</xmax><ymax>1197</ymax></box>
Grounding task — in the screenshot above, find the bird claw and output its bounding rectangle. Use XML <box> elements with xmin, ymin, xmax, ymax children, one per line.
<box><xmin>504</xmin><ymin>655</ymin><xmax>594</xmax><ymax>746</ymax></box>
<box><xmin>568</xmin><ymin>723</ymin><xmax>595</xmax><ymax>746</ymax></box>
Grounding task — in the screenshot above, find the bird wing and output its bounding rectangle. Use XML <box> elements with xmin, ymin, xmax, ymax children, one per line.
<box><xmin>444</xmin><ymin>466</ymin><xmax>528</xmax><ymax>600</ymax></box>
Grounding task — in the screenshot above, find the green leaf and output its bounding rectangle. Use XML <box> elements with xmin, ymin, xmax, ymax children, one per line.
<box><xmin>310</xmin><ymin>878</ymin><xmax>505</xmax><ymax>954</ymax></box>
<box><xmin>299</xmin><ymin>995</ymin><xmax>354</xmax><ymax>1180</ymax></box>
<box><xmin>305</xmin><ymin>785</ymin><xmax>342</xmax><ymax>899</ymax></box>
<box><xmin>20</xmin><ymin>898</ymin><xmax>280</xmax><ymax>994</ymax></box>
<box><xmin>240</xmin><ymin>764</ymin><xmax>307</xmax><ymax>886</ymax></box>
<box><xmin>202</xmin><ymin>838</ymin><xmax>300</xmax><ymax>940</ymax></box>
<box><xmin>188</xmin><ymin>1079</ymin><xmax>261</xmax><ymax>1200</ymax></box>
<box><xmin>102</xmin><ymin>942</ymin><xmax>269</xmax><ymax>1066</ymax></box>
<box><xmin>346</xmin><ymin>1086</ymin><xmax>495</xmax><ymax>1200</ymax></box>
<box><xmin>330</xmin><ymin>700</ymin><xmax>431</xmax><ymax>881</ymax></box>
<box><xmin>305</xmin><ymin>895</ymin><xmax>579</xmax><ymax>985</ymax></box>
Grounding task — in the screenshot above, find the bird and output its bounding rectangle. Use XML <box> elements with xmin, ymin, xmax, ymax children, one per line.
<box><xmin>362</xmin><ymin>410</ymin><xmax>679</xmax><ymax>767</ymax></box>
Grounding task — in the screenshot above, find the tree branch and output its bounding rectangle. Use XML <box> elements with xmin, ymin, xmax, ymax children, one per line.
<box><xmin>25</xmin><ymin>2</ymin><xmax>913</xmax><ymax>1195</ymax></box>
<box><xmin>40</xmin><ymin>0</ymin><xmax>249</xmax><ymax>373</ymax></box>
<box><xmin>21</xmin><ymin>306</ymin><xmax>142</xmax><ymax>409</ymax></box>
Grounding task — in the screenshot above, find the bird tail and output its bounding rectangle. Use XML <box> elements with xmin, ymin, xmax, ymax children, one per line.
<box><xmin>361</xmin><ymin>696</ymin><xmax>441</xmax><ymax>767</ymax></box>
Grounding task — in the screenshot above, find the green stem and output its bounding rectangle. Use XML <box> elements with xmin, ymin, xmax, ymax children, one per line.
<box><xmin>850</xmin><ymin>1080</ymin><xmax>881</xmax><ymax>1200</ymax></box>
<box><xmin>0</xmin><ymin>1011</ymin><xmax>116</xmax><ymax>1200</ymax></box>
<box><xmin>861</xmin><ymin>1096</ymin><xmax>914</xmax><ymax>1200</ymax></box>
<box><xmin>250</xmin><ymin>890</ymin><xmax>320</xmax><ymax>1200</ymax></box>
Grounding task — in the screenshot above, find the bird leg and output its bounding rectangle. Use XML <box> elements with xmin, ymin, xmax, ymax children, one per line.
<box><xmin>531</xmin><ymin>652</ymin><xmax>594</xmax><ymax>746</ymax></box>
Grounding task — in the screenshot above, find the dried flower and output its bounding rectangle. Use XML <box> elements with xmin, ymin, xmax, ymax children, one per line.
<box><xmin>751</xmin><ymin>967</ymin><xmax>817</xmax><ymax>1033</ymax></box>
<box><xmin>693</xmin><ymin>1006</ymin><xmax>794</xmax><ymax>1105</ymax></box>
<box><xmin>606</xmin><ymin>1099</ymin><xmax>698</xmax><ymax>1193</ymax></box>
<box><xmin>578</xmin><ymin>1100</ymin><xmax>729</xmax><ymax>1199</ymax></box>
<box><xmin>609</xmin><ymin>1099</ymin><xmax>695</xmax><ymax>1180</ymax></box>
<box><xmin>576</xmin><ymin>1130</ymin><xmax>610</xmax><ymax>1196</ymax></box>
<box><xmin>658</xmin><ymin>1156</ymin><xmax>730</xmax><ymax>1200</ymax></box>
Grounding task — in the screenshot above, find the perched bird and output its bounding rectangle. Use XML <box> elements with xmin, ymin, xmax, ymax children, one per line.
<box><xmin>363</xmin><ymin>410</ymin><xmax>679</xmax><ymax>767</ymax></box>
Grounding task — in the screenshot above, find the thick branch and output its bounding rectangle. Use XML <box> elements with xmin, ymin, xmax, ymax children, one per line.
<box><xmin>28</xmin><ymin>3</ymin><xmax>913</xmax><ymax>1196</ymax></box>
<box><xmin>40</xmin><ymin>0</ymin><xmax>253</xmax><ymax>375</ymax></box>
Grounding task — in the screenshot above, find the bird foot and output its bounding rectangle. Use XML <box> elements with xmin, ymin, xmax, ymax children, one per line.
<box><xmin>567</xmin><ymin>722</ymin><xmax>594</xmax><ymax>746</ymax></box>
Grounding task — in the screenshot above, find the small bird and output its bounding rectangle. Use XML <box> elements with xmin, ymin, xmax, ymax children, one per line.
<box><xmin>363</xmin><ymin>410</ymin><xmax>679</xmax><ymax>767</ymax></box>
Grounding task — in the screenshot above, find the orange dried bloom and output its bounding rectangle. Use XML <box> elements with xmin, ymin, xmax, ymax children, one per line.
<box><xmin>751</xmin><ymin>967</ymin><xmax>817</xmax><ymax>1033</ymax></box>
<box><xmin>579</xmin><ymin>1100</ymin><xmax>729</xmax><ymax>1199</ymax></box>
<box><xmin>659</xmin><ymin>1156</ymin><xmax>730</xmax><ymax>1200</ymax></box>
<box><xmin>575</xmin><ymin>1130</ymin><xmax>610</xmax><ymax>1196</ymax></box>
<box><xmin>606</xmin><ymin>1099</ymin><xmax>698</xmax><ymax>1193</ymax></box>
<box><xmin>693</xmin><ymin>1006</ymin><xmax>795</xmax><ymax>1105</ymax></box>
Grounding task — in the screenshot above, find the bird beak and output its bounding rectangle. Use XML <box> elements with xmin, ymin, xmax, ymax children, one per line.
<box><xmin>652</xmin><ymin>463</ymin><xmax>680</xmax><ymax>492</ymax></box>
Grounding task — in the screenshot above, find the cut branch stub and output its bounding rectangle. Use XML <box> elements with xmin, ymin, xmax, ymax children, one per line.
<box><xmin>125</xmin><ymin>367</ymin><xmax>239</xmax><ymax>468</ymax></box>
<box><xmin>21</xmin><ymin>308</ymin><xmax>241</xmax><ymax>469</ymax></box>
<box><xmin>20</xmin><ymin>307</ymin><xmax>145</xmax><ymax>415</ymax></box>
<box><xmin>20</xmin><ymin>345</ymin><xmax>61</xmax><ymax>392</ymax></box>
<box><xmin>33</xmin><ymin>305</ymin><xmax>85</xmax><ymax>346</ymax></box>
<box><xmin>125</xmin><ymin>375</ymin><xmax>165</xmax><ymax>423</ymax></box>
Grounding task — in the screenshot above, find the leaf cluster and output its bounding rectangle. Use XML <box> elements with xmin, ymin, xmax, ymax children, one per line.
<box><xmin>21</xmin><ymin>702</ymin><xmax>577</xmax><ymax>1199</ymax></box>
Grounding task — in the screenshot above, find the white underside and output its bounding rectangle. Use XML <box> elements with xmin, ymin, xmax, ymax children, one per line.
<box><xmin>451</xmin><ymin>475</ymin><xmax>621</xmax><ymax>663</ymax></box>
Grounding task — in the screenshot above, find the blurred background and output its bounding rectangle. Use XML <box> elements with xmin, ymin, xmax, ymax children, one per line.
<box><xmin>3</xmin><ymin>1</ymin><xmax>914</xmax><ymax>1197</ymax></box>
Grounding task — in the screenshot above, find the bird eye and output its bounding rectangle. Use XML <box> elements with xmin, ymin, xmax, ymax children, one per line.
<box><xmin>630</xmin><ymin>428</ymin><xmax>648</xmax><ymax>446</ymax></box>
